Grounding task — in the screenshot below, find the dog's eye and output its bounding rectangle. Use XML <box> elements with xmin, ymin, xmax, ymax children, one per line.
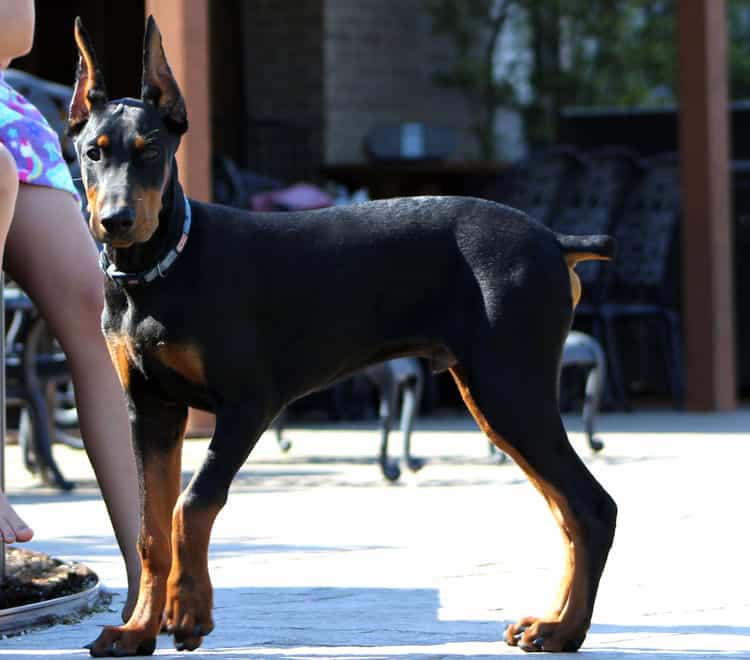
<box><xmin>86</xmin><ymin>146</ymin><xmax>102</xmax><ymax>162</ymax></box>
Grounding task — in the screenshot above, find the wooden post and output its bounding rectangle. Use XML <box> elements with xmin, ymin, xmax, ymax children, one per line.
<box><xmin>677</xmin><ymin>0</ymin><xmax>737</xmax><ymax>410</ymax></box>
<box><xmin>145</xmin><ymin>0</ymin><xmax>215</xmax><ymax>435</ymax></box>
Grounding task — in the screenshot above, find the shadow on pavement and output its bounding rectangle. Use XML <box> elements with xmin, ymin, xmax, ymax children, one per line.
<box><xmin>2</xmin><ymin>578</ymin><xmax>747</xmax><ymax>658</ymax></box>
<box><xmin>590</xmin><ymin>622</ymin><xmax>750</xmax><ymax>636</ymax></box>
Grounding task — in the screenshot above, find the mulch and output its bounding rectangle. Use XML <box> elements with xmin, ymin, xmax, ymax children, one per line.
<box><xmin>0</xmin><ymin>547</ymin><xmax>98</xmax><ymax>610</ymax></box>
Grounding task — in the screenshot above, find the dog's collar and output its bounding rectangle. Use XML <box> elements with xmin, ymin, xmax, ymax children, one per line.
<box><xmin>99</xmin><ymin>194</ymin><xmax>192</xmax><ymax>288</ymax></box>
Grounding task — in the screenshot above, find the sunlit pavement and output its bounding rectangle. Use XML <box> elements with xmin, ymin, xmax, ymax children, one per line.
<box><xmin>1</xmin><ymin>409</ymin><xmax>749</xmax><ymax>658</ymax></box>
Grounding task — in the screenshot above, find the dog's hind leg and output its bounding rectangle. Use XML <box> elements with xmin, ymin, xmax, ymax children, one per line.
<box><xmin>164</xmin><ymin>401</ymin><xmax>270</xmax><ymax>652</ymax></box>
<box><xmin>450</xmin><ymin>362</ymin><xmax>616</xmax><ymax>653</ymax></box>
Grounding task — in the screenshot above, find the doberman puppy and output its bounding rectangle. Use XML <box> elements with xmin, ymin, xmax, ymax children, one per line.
<box><xmin>71</xmin><ymin>16</ymin><xmax>617</xmax><ymax>656</ymax></box>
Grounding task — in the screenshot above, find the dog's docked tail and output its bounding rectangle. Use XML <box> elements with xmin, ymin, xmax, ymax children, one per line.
<box><xmin>557</xmin><ymin>234</ymin><xmax>616</xmax><ymax>265</ymax></box>
<box><xmin>556</xmin><ymin>234</ymin><xmax>616</xmax><ymax>308</ymax></box>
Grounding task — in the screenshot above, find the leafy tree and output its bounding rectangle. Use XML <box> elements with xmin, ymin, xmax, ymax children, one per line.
<box><xmin>729</xmin><ymin>0</ymin><xmax>750</xmax><ymax>100</ymax></box>
<box><xmin>426</xmin><ymin>0</ymin><xmax>519</xmax><ymax>159</ymax></box>
<box><xmin>520</xmin><ymin>0</ymin><xmax>676</xmax><ymax>144</ymax></box>
<box><xmin>428</xmin><ymin>0</ymin><xmax>750</xmax><ymax>152</ymax></box>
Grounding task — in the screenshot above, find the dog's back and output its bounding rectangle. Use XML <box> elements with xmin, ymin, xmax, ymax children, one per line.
<box><xmin>178</xmin><ymin>195</ymin><xmax>585</xmax><ymax>401</ymax></box>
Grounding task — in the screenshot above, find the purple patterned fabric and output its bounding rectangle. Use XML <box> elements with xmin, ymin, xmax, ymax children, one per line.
<box><xmin>0</xmin><ymin>71</ymin><xmax>79</xmax><ymax>202</ymax></box>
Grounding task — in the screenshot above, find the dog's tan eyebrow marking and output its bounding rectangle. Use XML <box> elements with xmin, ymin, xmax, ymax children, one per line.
<box><xmin>96</xmin><ymin>134</ymin><xmax>110</xmax><ymax>148</ymax></box>
<box><xmin>133</xmin><ymin>134</ymin><xmax>146</xmax><ymax>150</ymax></box>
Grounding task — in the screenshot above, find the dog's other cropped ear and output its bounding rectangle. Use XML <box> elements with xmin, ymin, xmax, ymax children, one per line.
<box><xmin>141</xmin><ymin>15</ymin><xmax>188</xmax><ymax>134</ymax></box>
<box><xmin>69</xmin><ymin>17</ymin><xmax>106</xmax><ymax>135</ymax></box>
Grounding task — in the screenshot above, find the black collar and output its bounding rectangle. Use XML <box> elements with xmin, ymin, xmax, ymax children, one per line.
<box><xmin>99</xmin><ymin>193</ymin><xmax>192</xmax><ymax>288</ymax></box>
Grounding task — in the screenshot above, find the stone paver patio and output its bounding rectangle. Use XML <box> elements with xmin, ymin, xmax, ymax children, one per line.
<box><xmin>0</xmin><ymin>410</ymin><xmax>748</xmax><ymax>658</ymax></box>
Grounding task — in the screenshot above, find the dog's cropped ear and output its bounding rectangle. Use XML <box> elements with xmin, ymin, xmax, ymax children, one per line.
<box><xmin>141</xmin><ymin>15</ymin><xmax>188</xmax><ymax>134</ymax></box>
<box><xmin>69</xmin><ymin>17</ymin><xmax>107</xmax><ymax>135</ymax></box>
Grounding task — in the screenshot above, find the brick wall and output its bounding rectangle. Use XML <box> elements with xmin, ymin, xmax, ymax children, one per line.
<box><xmin>323</xmin><ymin>0</ymin><xmax>475</xmax><ymax>164</ymax></box>
<box><xmin>236</xmin><ymin>1</ymin><xmax>475</xmax><ymax>179</ymax></box>
<box><xmin>239</xmin><ymin>0</ymin><xmax>325</xmax><ymax>180</ymax></box>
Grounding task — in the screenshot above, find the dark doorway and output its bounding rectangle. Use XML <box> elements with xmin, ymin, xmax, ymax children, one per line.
<box><xmin>11</xmin><ymin>1</ymin><xmax>145</xmax><ymax>99</ymax></box>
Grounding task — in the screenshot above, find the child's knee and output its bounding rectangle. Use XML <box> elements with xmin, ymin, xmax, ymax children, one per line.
<box><xmin>55</xmin><ymin>279</ymin><xmax>105</xmax><ymax>347</ymax></box>
<box><xmin>77</xmin><ymin>277</ymin><xmax>105</xmax><ymax>324</ymax></box>
<box><xmin>0</xmin><ymin>144</ymin><xmax>19</xmax><ymax>201</ymax></box>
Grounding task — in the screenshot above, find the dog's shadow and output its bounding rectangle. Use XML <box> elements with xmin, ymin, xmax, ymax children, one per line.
<box><xmin>174</xmin><ymin>585</ymin><xmax>750</xmax><ymax>658</ymax></box>
<box><xmin>183</xmin><ymin>599</ymin><xmax>750</xmax><ymax>658</ymax></box>
<box><xmin>209</xmin><ymin>585</ymin><xmax>500</xmax><ymax>647</ymax></box>
<box><xmin>2</xmin><ymin>570</ymin><xmax>747</xmax><ymax>657</ymax></box>
<box><xmin>144</xmin><ymin>595</ymin><xmax>750</xmax><ymax>658</ymax></box>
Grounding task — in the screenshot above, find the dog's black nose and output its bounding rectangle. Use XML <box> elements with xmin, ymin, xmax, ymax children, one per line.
<box><xmin>101</xmin><ymin>208</ymin><xmax>135</xmax><ymax>235</ymax></box>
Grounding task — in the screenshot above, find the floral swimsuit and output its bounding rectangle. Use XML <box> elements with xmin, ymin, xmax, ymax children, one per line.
<box><xmin>0</xmin><ymin>71</ymin><xmax>79</xmax><ymax>202</ymax></box>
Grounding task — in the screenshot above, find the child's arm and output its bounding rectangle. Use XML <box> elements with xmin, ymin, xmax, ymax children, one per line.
<box><xmin>0</xmin><ymin>0</ymin><xmax>35</xmax><ymax>67</ymax></box>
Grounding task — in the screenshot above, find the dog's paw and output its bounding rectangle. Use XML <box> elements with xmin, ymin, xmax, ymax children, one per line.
<box><xmin>504</xmin><ymin>616</ymin><xmax>586</xmax><ymax>653</ymax></box>
<box><xmin>87</xmin><ymin>625</ymin><xmax>157</xmax><ymax>657</ymax></box>
<box><xmin>165</xmin><ymin>579</ymin><xmax>214</xmax><ymax>652</ymax></box>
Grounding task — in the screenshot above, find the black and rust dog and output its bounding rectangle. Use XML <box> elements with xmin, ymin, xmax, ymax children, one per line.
<box><xmin>71</xmin><ymin>16</ymin><xmax>617</xmax><ymax>656</ymax></box>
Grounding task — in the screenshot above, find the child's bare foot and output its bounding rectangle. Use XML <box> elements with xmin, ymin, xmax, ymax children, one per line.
<box><xmin>0</xmin><ymin>491</ymin><xmax>33</xmax><ymax>543</ymax></box>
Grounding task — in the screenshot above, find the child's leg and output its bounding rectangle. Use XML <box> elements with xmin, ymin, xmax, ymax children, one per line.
<box><xmin>4</xmin><ymin>183</ymin><xmax>140</xmax><ymax>618</ymax></box>
<box><xmin>0</xmin><ymin>144</ymin><xmax>33</xmax><ymax>544</ymax></box>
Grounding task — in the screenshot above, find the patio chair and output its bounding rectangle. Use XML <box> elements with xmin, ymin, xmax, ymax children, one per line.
<box><xmin>597</xmin><ymin>153</ymin><xmax>684</xmax><ymax>410</ymax></box>
<box><xmin>483</xmin><ymin>145</ymin><xmax>582</xmax><ymax>226</ymax></box>
<box><xmin>367</xmin><ymin>357</ymin><xmax>424</xmax><ymax>482</ymax></box>
<box><xmin>550</xmin><ymin>147</ymin><xmax>642</xmax><ymax>307</ymax></box>
<box><xmin>4</xmin><ymin>286</ymin><xmax>74</xmax><ymax>490</ymax></box>
<box><xmin>561</xmin><ymin>331</ymin><xmax>607</xmax><ymax>452</ymax></box>
<box><xmin>271</xmin><ymin>358</ymin><xmax>424</xmax><ymax>483</ymax></box>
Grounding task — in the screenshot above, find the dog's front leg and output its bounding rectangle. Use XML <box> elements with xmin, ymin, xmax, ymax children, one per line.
<box><xmin>89</xmin><ymin>402</ymin><xmax>187</xmax><ymax>657</ymax></box>
<box><xmin>165</xmin><ymin>401</ymin><xmax>268</xmax><ymax>652</ymax></box>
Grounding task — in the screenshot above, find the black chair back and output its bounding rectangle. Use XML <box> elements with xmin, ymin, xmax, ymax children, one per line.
<box><xmin>610</xmin><ymin>153</ymin><xmax>681</xmax><ymax>305</ymax></box>
<box><xmin>486</xmin><ymin>145</ymin><xmax>582</xmax><ymax>226</ymax></box>
<box><xmin>552</xmin><ymin>147</ymin><xmax>642</xmax><ymax>301</ymax></box>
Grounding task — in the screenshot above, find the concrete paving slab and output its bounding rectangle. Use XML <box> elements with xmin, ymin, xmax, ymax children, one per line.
<box><xmin>1</xmin><ymin>410</ymin><xmax>749</xmax><ymax>658</ymax></box>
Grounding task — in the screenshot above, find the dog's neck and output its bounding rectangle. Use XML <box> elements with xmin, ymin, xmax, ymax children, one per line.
<box><xmin>105</xmin><ymin>159</ymin><xmax>187</xmax><ymax>275</ymax></box>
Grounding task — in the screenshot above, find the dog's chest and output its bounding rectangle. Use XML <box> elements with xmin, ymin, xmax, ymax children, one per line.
<box><xmin>104</xmin><ymin>303</ymin><xmax>207</xmax><ymax>392</ymax></box>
